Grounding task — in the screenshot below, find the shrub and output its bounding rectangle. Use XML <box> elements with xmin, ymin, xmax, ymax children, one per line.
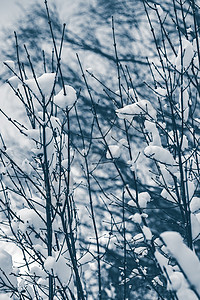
<box><xmin>0</xmin><ymin>0</ymin><xmax>200</xmax><ymax>299</ymax></box>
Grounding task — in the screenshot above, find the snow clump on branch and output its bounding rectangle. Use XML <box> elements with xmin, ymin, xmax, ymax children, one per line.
<box><xmin>54</xmin><ymin>85</ymin><xmax>77</xmax><ymax>108</ymax></box>
<box><xmin>116</xmin><ymin>99</ymin><xmax>157</xmax><ymax>121</ymax></box>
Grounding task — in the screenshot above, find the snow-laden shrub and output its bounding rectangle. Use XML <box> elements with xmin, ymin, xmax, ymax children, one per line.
<box><xmin>0</xmin><ymin>0</ymin><xmax>200</xmax><ymax>299</ymax></box>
